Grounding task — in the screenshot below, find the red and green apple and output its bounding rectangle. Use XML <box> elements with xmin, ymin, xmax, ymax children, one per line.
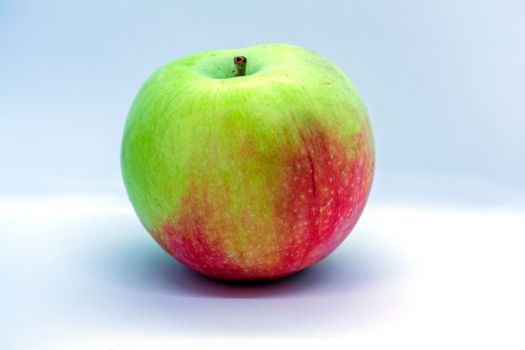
<box><xmin>121</xmin><ymin>43</ymin><xmax>374</xmax><ymax>280</ymax></box>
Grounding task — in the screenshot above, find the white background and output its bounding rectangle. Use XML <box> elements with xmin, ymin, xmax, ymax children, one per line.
<box><xmin>1</xmin><ymin>1</ymin><xmax>524</xmax><ymax>349</ymax></box>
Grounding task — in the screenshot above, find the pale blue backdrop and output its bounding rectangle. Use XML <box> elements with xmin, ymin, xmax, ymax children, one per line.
<box><xmin>1</xmin><ymin>0</ymin><xmax>524</xmax><ymax>205</ymax></box>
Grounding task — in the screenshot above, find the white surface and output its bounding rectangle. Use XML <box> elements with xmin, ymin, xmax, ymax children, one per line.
<box><xmin>3</xmin><ymin>195</ymin><xmax>524</xmax><ymax>349</ymax></box>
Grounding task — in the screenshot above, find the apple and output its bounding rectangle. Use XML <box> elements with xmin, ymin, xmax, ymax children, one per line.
<box><xmin>121</xmin><ymin>43</ymin><xmax>374</xmax><ymax>280</ymax></box>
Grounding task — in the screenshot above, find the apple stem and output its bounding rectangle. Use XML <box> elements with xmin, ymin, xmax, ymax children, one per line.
<box><xmin>233</xmin><ymin>56</ymin><xmax>247</xmax><ymax>77</ymax></box>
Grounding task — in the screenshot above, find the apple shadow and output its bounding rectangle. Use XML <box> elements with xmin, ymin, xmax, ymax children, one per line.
<box><xmin>90</xmin><ymin>224</ymin><xmax>401</xmax><ymax>300</ymax></box>
<box><xmin>77</xmin><ymin>220</ymin><xmax>406</xmax><ymax>336</ymax></box>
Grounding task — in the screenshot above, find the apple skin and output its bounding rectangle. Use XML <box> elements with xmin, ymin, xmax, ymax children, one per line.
<box><xmin>121</xmin><ymin>43</ymin><xmax>374</xmax><ymax>280</ymax></box>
